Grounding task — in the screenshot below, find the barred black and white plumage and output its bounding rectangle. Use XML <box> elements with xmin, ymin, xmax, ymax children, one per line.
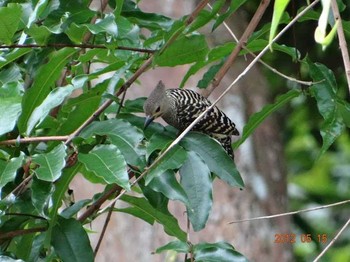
<box><xmin>143</xmin><ymin>81</ymin><xmax>239</xmax><ymax>159</ymax></box>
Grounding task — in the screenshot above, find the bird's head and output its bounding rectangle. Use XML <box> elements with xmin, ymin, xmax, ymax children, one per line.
<box><xmin>143</xmin><ymin>81</ymin><xmax>167</xmax><ymax>129</ymax></box>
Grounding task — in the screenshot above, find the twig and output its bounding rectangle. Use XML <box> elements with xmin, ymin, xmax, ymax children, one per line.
<box><xmin>94</xmin><ymin>200</ymin><xmax>116</xmax><ymax>256</ymax></box>
<box><xmin>313</xmin><ymin>216</ymin><xmax>350</xmax><ymax>262</ymax></box>
<box><xmin>0</xmin><ymin>226</ymin><xmax>47</xmax><ymax>240</ymax></box>
<box><xmin>0</xmin><ymin>44</ymin><xmax>156</xmax><ymax>53</ymax></box>
<box><xmin>0</xmin><ymin>136</ymin><xmax>68</xmax><ymax>145</ymax></box>
<box><xmin>98</xmin><ymin>0</ymin><xmax>321</xmax><ymax>214</ymax></box>
<box><xmin>228</xmin><ymin>199</ymin><xmax>350</xmax><ymax>224</ymax></box>
<box><xmin>330</xmin><ymin>0</ymin><xmax>350</xmax><ymax>94</ymax></box>
<box><xmin>212</xmin><ymin>0</ymin><xmax>271</xmax><ymax>89</ymax></box>
<box><xmin>78</xmin><ymin>184</ymin><xmax>122</xmax><ymax>222</ymax></box>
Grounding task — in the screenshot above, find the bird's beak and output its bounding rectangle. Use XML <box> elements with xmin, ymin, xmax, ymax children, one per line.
<box><xmin>144</xmin><ymin>115</ymin><xmax>154</xmax><ymax>129</ymax></box>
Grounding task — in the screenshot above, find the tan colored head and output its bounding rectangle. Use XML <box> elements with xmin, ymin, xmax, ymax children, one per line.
<box><xmin>143</xmin><ymin>81</ymin><xmax>168</xmax><ymax>128</ymax></box>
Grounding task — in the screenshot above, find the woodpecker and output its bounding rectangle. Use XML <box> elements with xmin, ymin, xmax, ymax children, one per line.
<box><xmin>143</xmin><ymin>81</ymin><xmax>239</xmax><ymax>159</ymax></box>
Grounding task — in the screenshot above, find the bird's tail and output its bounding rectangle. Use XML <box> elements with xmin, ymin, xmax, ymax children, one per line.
<box><xmin>217</xmin><ymin>136</ymin><xmax>235</xmax><ymax>161</ymax></box>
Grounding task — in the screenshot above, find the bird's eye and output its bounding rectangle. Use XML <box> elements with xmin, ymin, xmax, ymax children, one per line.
<box><xmin>155</xmin><ymin>106</ymin><xmax>161</xmax><ymax>113</ymax></box>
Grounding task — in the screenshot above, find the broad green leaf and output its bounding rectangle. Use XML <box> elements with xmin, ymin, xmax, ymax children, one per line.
<box><xmin>0</xmin><ymin>4</ymin><xmax>22</xmax><ymax>44</ymax></box>
<box><xmin>78</xmin><ymin>144</ymin><xmax>130</xmax><ymax>189</ymax></box>
<box><xmin>32</xmin><ymin>143</ymin><xmax>66</xmax><ymax>182</ymax></box>
<box><xmin>181</xmin><ymin>133</ymin><xmax>243</xmax><ymax>188</ymax></box>
<box><xmin>31</xmin><ymin>179</ymin><xmax>54</xmax><ymax>217</ymax></box>
<box><xmin>146</xmin><ymin>131</ymin><xmax>173</xmax><ymax>159</ymax></box>
<box><xmin>26</xmin><ymin>84</ymin><xmax>80</xmax><ymax>135</ymax></box>
<box><xmin>148</xmin><ymin>170</ymin><xmax>189</xmax><ymax>205</ymax></box>
<box><xmin>194</xmin><ymin>242</ymin><xmax>248</xmax><ymax>262</ymax></box>
<box><xmin>309</xmin><ymin>62</ymin><xmax>337</xmax><ymax>120</ymax></box>
<box><xmin>120</xmin><ymin>195</ymin><xmax>186</xmax><ymax>241</ymax></box>
<box><xmin>197</xmin><ymin>60</ymin><xmax>224</xmax><ymax>89</ymax></box>
<box><xmin>47</xmin><ymin>163</ymin><xmax>82</xmax><ymax>245</ymax></box>
<box><xmin>0</xmin><ymin>102</ymin><xmax>21</xmax><ymax>135</ymax></box>
<box><xmin>154</xmin><ymin>35</ymin><xmax>209</xmax><ymax>67</ymax></box>
<box><xmin>155</xmin><ymin>240</ymin><xmax>190</xmax><ymax>254</ymax></box>
<box><xmin>51</xmin><ymin>216</ymin><xmax>94</xmax><ymax>262</ymax></box>
<box><xmin>234</xmin><ymin>89</ymin><xmax>300</xmax><ymax>149</ymax></box>
<box><xmin>84</xmin><ymin>13</ymin><xmax>118</xmax><ymax>37</ymax></box>
<box><xmin>269</xmin><ymin>0</ymin><xmax>290</xmax><ymax>48</ymax></box>
<box><xmin>145</xmin><ymin>145</ymin><xmax>187</xmax><ymax>185</ymax></box>
<box><xmin>115</xmin><ymin>206</ymin><xmax>155</xmax><ymax>225</ymax></box>
<box><xmin>80</xmin><ymin>119</ymin><xmax>145</xmax><ymax>167</ymax></box>
<box><xmin>0</xmin><ymin>48</ymin><xmax>31</xmax><ymax>70</ymax></box>
<box><xmin>18</xmin><ymin>48</ymin><xmax>77</xmax><ymax>134</ymax></box>
<box><xmin>319</xmin><ymin>114</ymin><xmax>344</xmax><ymax>156</ymax></box>
<box><xmin>60</xmin><ymin>199</ymin><xmax>92</xmax><ymax>219</ymax></box>
<box><xmin>57</xmin><ymin>83</ymin><xmax>106</xmax><ymax>135</ymax></box>
<box><xmin>0</xmin><ymin>152</ymin><xmax>25</xmax><ymax>188</ymax></box>
<box><xmin>121</xmin><ymin>1</ymin><xmax>172</xmax><ymax>30</ymax></box>
<box><xmin>179</xmin><ymin>151</ymin><xmax>212</xmax><ymax>232</ymax></box>
<box><xmin>308</xmin><ymin>62</ymin><xmax>343</xmax><ymax>156</ymax></box>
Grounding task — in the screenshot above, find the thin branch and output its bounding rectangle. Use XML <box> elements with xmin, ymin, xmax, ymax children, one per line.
<box><xmin>228</xmin><ymin>199</ymin><xmax>350</xmax><ymax>224</ymax></box>
<box><xmin>206</xmin><ymin>3</ymin><xmax>313</xmax><ymax>90</ymax></box>
<box><xmin>0</xmin><ymin>43</ymin><xmax>156</xmax><ymax>53</ymax></box>
<box><xmin>330</xmin><ymin>0</ymin><xmax>350</xmax><ymax>94</ymax></box>
<box><xmin>0</xmin><ymin>226</ymin><xmax>47</xmax><ymax>240</ymax></box>
<box><xmin>313</xmin><ymin>216</ymin><xmax>350</xmax><ymax>262</ymax></box>
<box><xmin>98</xmin><ymin>0</ymin><xmax>321</xmax><ymax>214</ymax></box>
<box><xmin>78</xmin><ymin>183</ymin><xmax>122</xmax><ymax>222</ymax></box>
<box><xmin>211</xmin><ymin>0</ymin><xmax>271</xmax><ymax>89</ymax></box>
<box><xmin>0</xmin><ymin>136</ymin><xmax>68</xmax><ymax>145</ymax></box>
<box><xmin>94</xmin><ymin>201</ymin><xmax>116</xmax><ymax>257</ymax></box>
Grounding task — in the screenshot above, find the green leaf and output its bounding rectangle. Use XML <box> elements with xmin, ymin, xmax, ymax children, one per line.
<box><xmin>187</xmin><ymin>0</ymin><xmax>225</xmax><ymax>33</ymax></box>
<box><xmin>47</xmin><ymin>163</ymin><xmax>82</xmax><ymax>245</ymax></box>
<box><xmin>145</xmin><ymin>145</ymin><xmax>188</xmax><ymax>185</ymax></box>
<box><xmin>57</xmin><ymin>82</ymin><xmax>106</xmax><ymax>135</ymax></box>
<box><xmin>212</xmin><ymin>0</ymin><xmax>248</xmax><ymax>31</ymax></box>
<box><xmin>319</xmin><ymin>112</ymin><xmax>344</xmax><ymax>156</ymax></box>
<box><xmin>120</xmin><ymin>195</ymin><xmax>186</xmax><ymax>241</ymax></box>
<box><xmin>0</xmin><ymin>85</ymin><xmax>22</xmax><ymax>136</ymax></box>
<box><xmin>78</xmin><ymin>144</ymin><xmax>130</xmax><ymax>189</ymax></box>
<box><xmin>60</xmin><ymin>199</ymin><xmax>92</xmax><ymax>219</ymax></box>
<box><xmin>181</xmin><ymin>133</ymin><xmax>243</xmax><ymax>188</ymax></box>
<box><xmin>148</xmin><ymin>170</ymin><xmax>189</xmax><ymax>205</ymax></box>
<box><xmin>308</xmin><ymin>62</ymin><xmax>343</xmax><ymax>156</ymax></box>
<box><xmin>26</xmin><ymin>84</ymin><xmax>80</xmax><ymax>135</ymax></box>
<box><xmin>80</xmin><ymin>119</ymin><xmax>145</xmax><ymax>168</ymax></box>
<box><xmin>146</xmin><ymin>131</ymin><xmax>173</xmax><ymax>159</ymax></box>
<box><xmin>51</xmin><ymin>217</ymin><xmax>94</xmax><ymax>262</ymax></box>
<box><xmin>194</xmin><ymin>242</ymin><xmax>248</xmax><ymax>262</ymax></box>
<box><xmin>155</xmin><ymin>240</ymin><xmax>190</xmax><ymax>254</ymax></box>
<box><xmin>309</xmin><ymin>62</ymin><xmax>337</xmax><ymax>120</ymax></box>
<box><xmin>154</xmin><ymin>35</ymin><xmax>209</xmax><ymax>67</ymax></box>
<box><xmin>234</xmin><ymin>89</ymin><xmax>300</xmax><ymax>149</ymax></box>
<box><xmin>0</xmin><ymin>152</ymin><xmax>25</xmax><ymax>188</ymax></box>
<box><xmin>84</xmin><ymin>13</ymin><xmax>118</xmax><ymax>37</ymax></box>
<box><xmin>32</xmin><ymin>143</ymin><xmax>66</xmax><ymax>182</ymax></box>
<box><xmin>31</xmin><ymin>179</ymin><xmax>54</xmax><ymax>217</ymax></box>
<box><xmin>0</xmin><ymin>4</ymin><xmax>22</xmax><ymax>44</ymax></box>
<box><xmin>0</xmin><ymin>48</ymin><xmax>32</xmax><ymax>70</ymax></box>
<box><xmin>180</xmin><ymin>151</ymin><xmax>212</xmax><ymax>232</ymax></box>
<box><xmin>269</xmin><ymin>0</ymin><xmax>290</xmax><ymax>48</ymax></box>
<box><xmin>18</xmin><ymin>48</ymin><xmax>77</xmax><ymax>134</ymax></box>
